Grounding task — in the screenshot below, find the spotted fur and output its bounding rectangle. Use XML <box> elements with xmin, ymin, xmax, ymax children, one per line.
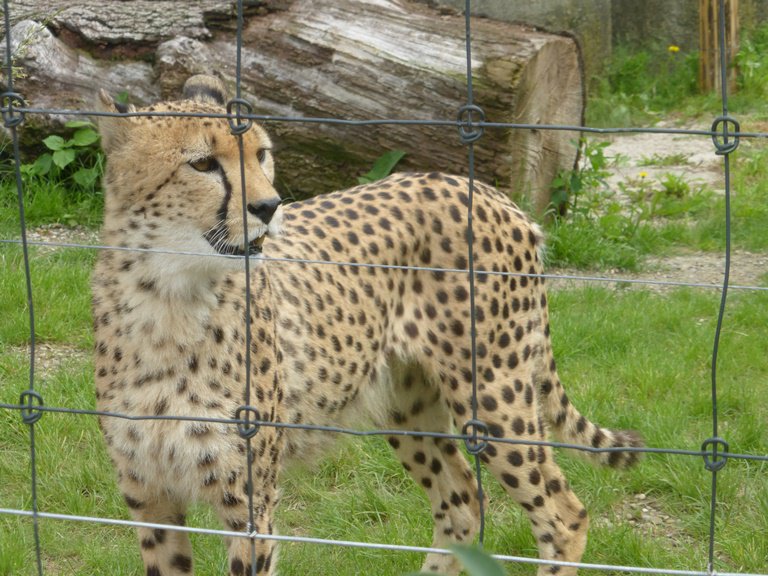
<box><xmin>92</xmin><ymin>75</ymin><xmax>642</xmax><ymax>576</ymax></box>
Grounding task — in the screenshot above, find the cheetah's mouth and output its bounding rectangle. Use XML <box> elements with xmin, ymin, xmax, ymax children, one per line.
<box><xmin>204</xmin><ymin>230</ymin><xmax>267</xmax><ymax>257</ymax></box>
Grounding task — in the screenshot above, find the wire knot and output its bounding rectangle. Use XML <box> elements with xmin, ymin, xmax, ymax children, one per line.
<box><xmin>236</xmin><ymin>405</ymin><xmax>261</xmax><ymax>439</ymax></box>
<box><xmin>710</xmin><ymin>115</ymin><xmax>740</xmax><ymax>156</ymax></box>
<box><xmin>462</xmin><ymin>419</ymin><xmax>489</xmax><ymax>455</ymax></box>
<box><xmin>457</xmin><ymin>104</ymin><xmax>485</xmax><ymax>144</ymax></box>
<box><xmin>20</xmin><ymin>390</ymin><xmax>43</xmax><ymax>425</ymax></box>
<box><xmin>227</xmin><ymin>98</ymin><xmax>253</xmax><ymax>135</ymax></box>
<box><xmin>2</xmin><ymin>92</ymin><xmax>26</xmax><ymax>128</ymax></box>
<box><xmin>701</xmin><ymin>437</ymin><xmax>729</xmax><ymax>472</ymax></box>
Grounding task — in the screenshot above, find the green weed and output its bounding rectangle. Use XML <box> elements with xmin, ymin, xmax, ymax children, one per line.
<box><xmin>22</xmin><ymin>120</ymin><xmax>103</xmax><ymax>195</ymax></box>
<box><xmin>545</xmin><ymin>139</ymin><xmax>717</xmax><ymax>270</ymax></box>
<box><xmin>358</xmin><ymin>150</ymin><xmax>406</xmax><ymax>185</ymax></box>
<box><xmin>587</xmin><ymin>44</ymin><xmax>701</xmax><ymax>126</ymax></box>
<box><xmin>638</xmin><ymin>152</ymin><xmax>690</xmax><ymax>167</ymax></box>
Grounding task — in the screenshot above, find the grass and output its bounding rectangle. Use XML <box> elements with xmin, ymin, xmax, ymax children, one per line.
<box><xmin>2</xmin><ymin>234</ymin><xmax>767</xmax><ymax>574</ymax></box>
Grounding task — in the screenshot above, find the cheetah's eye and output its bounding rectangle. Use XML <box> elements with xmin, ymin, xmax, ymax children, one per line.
<box><xmin>189</xmin><ymin>157</ymin><xmax>219</xmax><ymax>173</ymax></box>
<box><xmin>256</xmin><ymin>148</ymin><xmax>271</xmax><ymax>164</ymax></box>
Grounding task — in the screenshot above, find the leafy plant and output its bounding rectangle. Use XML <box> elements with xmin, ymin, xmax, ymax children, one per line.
<box><xmin>22</xmin><ymin>120</ymin><xmax>104</xmax><ymax>193</ymax></box>
<box><xmin>409</xmin><ymin>545</ymin><xmax>505</xmax><ymax>576</ymax></box>
<box><xmin>549</xmin><ymin>138</ymin><xmax>611</xmax><ymax>216</ymax></box>
<box><xmin>587</xmin><ymin>44</ymin><xmax>701</xmax><ymax>126</ymax></box>
<box><xmin>638</xmin><ymin>153</ymin><xmax>690</xmax><ymax>167</ymax></box>
<box><xmin>545</xmin><ymin>138</ymin><xmax>715</xmax><ymax>270</ymax></box>
<box><xmin>358</xmin><ymin>150</ymin><xmax>406</xmax><ymax>185</ymax></box>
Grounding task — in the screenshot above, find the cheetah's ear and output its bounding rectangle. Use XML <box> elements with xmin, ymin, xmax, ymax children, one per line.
<box><xmin>181</xmin><ymin>75</ymin><xmax>227</xmax><ymax>106</ymax></box>
<box><xmin>94</xmin><ymin>89</ymin><xmax>135</xmax><ymax>154</ymax></box>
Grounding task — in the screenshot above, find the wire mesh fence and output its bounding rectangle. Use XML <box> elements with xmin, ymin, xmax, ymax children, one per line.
<box><xmin>1</xmin><ymin>0</ymin><xmax>767</xmax><ymax>574</ymax></box>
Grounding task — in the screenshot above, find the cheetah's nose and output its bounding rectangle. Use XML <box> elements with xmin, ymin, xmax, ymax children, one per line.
<box><xmin>247</xmin><ymin>197</ymin><xmax>282</xmax><ymax>225</ymax></box>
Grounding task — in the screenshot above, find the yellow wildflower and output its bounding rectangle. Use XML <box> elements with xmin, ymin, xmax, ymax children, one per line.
<box><xmin>668</xmin><ymin>45</ymin><xmax>680</xmax><ymax>53</ymax></box>
<box><xmin>638</xmin><ymin>171</ymin><xmax>648</xmax><ymax>179</ymax></box>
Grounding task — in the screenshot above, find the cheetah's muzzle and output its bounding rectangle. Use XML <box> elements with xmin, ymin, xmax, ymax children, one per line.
<box><xmin>203</xmin><ymin>227</ymin><xmax>267</xmax><ymax>257</ymax></box>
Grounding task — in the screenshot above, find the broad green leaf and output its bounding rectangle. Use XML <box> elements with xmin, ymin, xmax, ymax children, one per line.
<box><xmin>65</xmin><ymin>120</ymin><xmax>96</xmax><ymax>129</ymax></box>
<box><xmin>450</xmin><ymin>545</ymin><xmax>506</xmax><ymax>576</ymax></box>
<box><xmin>358</xmin><ymin>150</ymin><xmax>406</xmax><ymax>184</ymax></box>
<box><xmin>72</xmin><ymin>128</ymin><xmax>100</xmax><ymax>147</ymax></box>
<box><xmin>73</xmin><ymin>167</ymin><xmax>99</xmax><ymax>188</ymax></box>
<box><xmin>29</xmin><ymin>153</ymin><xmax>53</xmax><ymax>176</ymax></box>
<box><xmin>52</xmin><ymin>148</ymin><xmax>76</xmax><ymax>169</ymax></box>
<box><xmin>43</xmin><ymin>134</ymin><xmax>66</xmax><ymax>151</ymax></box>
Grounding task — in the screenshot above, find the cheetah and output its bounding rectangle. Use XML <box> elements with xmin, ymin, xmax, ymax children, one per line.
<box><xmin>92</xmin><ymin>75</ymin><xmax>642</xmax><ymax>576</ymax></box>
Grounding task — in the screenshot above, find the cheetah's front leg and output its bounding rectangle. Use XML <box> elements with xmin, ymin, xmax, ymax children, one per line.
<box><xmin>118</xmin><ymin>483</ymin><xmax>193</xmax><ymax>576</ymax></box>
<box><xmin>210</xmin><ymin>440</ymin><xmax>281</xmax><ymax>576</ymax></box>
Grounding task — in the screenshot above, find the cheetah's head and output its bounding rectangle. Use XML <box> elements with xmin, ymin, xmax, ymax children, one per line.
<box><xmin>95</xmin><ymin>75</ymin><xmax>282</xmax><ymax>273</ymax></box>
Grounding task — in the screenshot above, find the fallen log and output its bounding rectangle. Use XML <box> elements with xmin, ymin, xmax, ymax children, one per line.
<box><xmin>4</xmin><ymin>0</ymin><xmax>585</xmax><ymax>211</ymax></box>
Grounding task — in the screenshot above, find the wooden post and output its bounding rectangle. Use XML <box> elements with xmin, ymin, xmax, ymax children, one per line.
<box><xmin>699</xmin><ymin>0</ymin><xmax>739</xmax><ymax>93</ymax></box>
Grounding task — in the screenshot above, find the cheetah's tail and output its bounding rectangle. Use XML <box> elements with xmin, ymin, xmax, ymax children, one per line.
<box><xmin>538</xmin><ymin>373</ymin><xmax>644</xmax><ymax>469</ymax></box>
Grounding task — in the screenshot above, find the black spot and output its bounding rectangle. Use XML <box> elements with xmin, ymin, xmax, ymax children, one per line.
<box><xmin>547</xmin><ymin>479</ymin><xmax>562</xmax><ymax>493</ymax></box>
<box><xmin>591</xmin><ymin>429</ymin><xmax>606</xmax><ymax>447</ymax></box>
<box><xmin>488</xmin><ymin>423</ymin><xmax>504</xmax><ymax>438</ymax></box>
<box><xmin>507</xmin><ymin>450</ymin><xmax>523</xmax><ymax>466</ymax></box>
<box><xmin>502</xmin><ymin>473</ymin><xmax>519</xmax><ymax>488</ymax></box>
<box><xmin>404</xmin><ymin>322</ymin><xmax>419</xmax><ymax>338</ymax></box>
<box><xmin>481</xmin><ymin>395</ymin><xmax>498</xmax><ymax>411</ymax></box>
<box><xmin>140</xmin><ymin>537</ymin><xmax>155</xmax><ymax>549</ymax></box>
<box><xmin>153</xmin><ymin>528</ymin><xmax>166</xmax><ymax>544</ymax></box>
<box><xmin>222</xmin><ymin>492</ymin><xmax>240</xmax><ymax>507</ymax></box>
<box><xmin>231</xmin><ymin>558</ymin><xmax>245</xmax><ymax>576</ymax></box>
<box><xmin>171</xmin><ymin>554</ymin><xmax>192</xmax><ymax>573</ymax></box>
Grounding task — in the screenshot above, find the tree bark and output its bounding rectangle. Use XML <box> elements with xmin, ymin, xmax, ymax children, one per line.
<box><xmin>3</xmin><ymin>0</ymin><xmax>584</xmax><ymax>211</ymax></box>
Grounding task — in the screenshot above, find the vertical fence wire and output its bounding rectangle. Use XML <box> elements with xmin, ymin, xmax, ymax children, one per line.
<box><xmin>1</xmin><ymin>0</ymin><xmax>766</xmax><ymax>574</ymax></box>
<box><xmin>460</xmin><ymin>0</ymin><xmax>488</xmax><ymax>547</ymax></box>
<box><xmin>2</xmin><ymin>0</ymin><xmax>43</xmax><ymax>573</ymax></box>
<box><xmin>229</xmin><ymin>1</ymin><xmax>260</xmax><ymax>572</ymax></box>
<box><xmin>705</xmin><ymin>0</ymin><xmax>736</xmax><ymax>572</ymax></box>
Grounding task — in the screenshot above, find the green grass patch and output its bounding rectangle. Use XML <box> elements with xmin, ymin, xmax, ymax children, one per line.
<box><xmin>1</xmin><ymin>280</ymin><xmax>766</xmax><ymax>574</ymax></box>
<box><xmin>0</xmin><ymin>243</ymin><xmax>95</xmax><ymax>347</ymax></box>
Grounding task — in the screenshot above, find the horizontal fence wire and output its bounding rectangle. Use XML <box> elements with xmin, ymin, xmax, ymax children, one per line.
<box><xmin>1</xmin><ymin>399</ymin><xmax>768</xmax><ymax>464</ymax></box>
<box><xmin>2</xmin><ymin>0</ymin><xmax>767</xmax><ymax>574</ymax></box>
<box><xmin>2</xmin><ymin>238</ymin><xmax>768</xmax><ymax>293</ymax></box>
<box><xmin>2</xmin><ymin>508</ymin><xmax>766</xmax><ymax>576</ymax></box>
<box><xmin>8</xmin><ymin>103</ymin><xmax>768</xmax><ymax>139</ymax></box>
